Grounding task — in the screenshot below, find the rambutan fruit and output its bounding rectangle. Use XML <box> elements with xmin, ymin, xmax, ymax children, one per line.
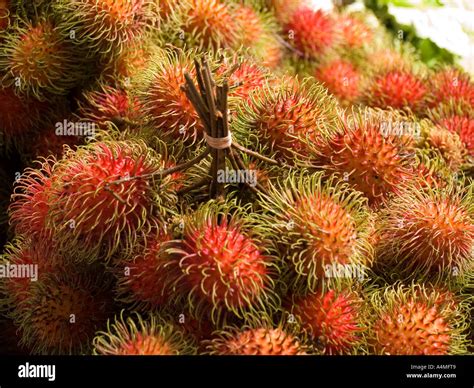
<box><xmin>258</xmin><ymin>171</ymin><xmax>372</xmax><ymax>293</ymax></box>
<box><xmin>290</xmin><ymin>288</ymin><xmax>365</xmax><ymax>354</ymax></box>
<box><xmin>93</xmin><ymin>311</ymin><xmax>196</xmax><ymax>355</ymax></box>
<box><xmin>429</xmin><ymin>105</ymin><xmax>474</xmax><ymax>159</ymax></box>
<box><xmin>0</xmin><ymin>18</ymin><xmax>86</xmax><ymax>100</ymax></box>
<box><xmin>0</xmin><ymin>0</ymin><xmax>11</xmax><ymax>31</ymax></box>
<box><xmin>218</xmin><ymin>59</ymin><xmax>269</xmax><ymax>102</ymax></box>
<box><xmin>367</xmin><ymin>283</ymin><xmax>470</xmax><ymax>355</ymax></box>
<box><xmin>15</xmin><ymin>269</ymin><xmax>114</xmax><ymax>354</ymax></box>
<box><xmin>363</xmin><ymin>69</ymin><xmax>428</xmax><ymax>114</ymax></box>
<box><xmin>206</xmin><ymin>326</ymin><xmax>309</xmax><ymax>355</ymax></box>
<box><xmin>283</xmin><ymin>8</ymin><xmax>337</xmax><ymax>59</ymax></box>
<box><xmin>375</xmin><ymin>180</ymin><xmax>474</xmax><ymax>280</ymax></box>
<box><xmin>308</xmin><ymin>108</ymin><xmax>417</xmax><ymax>206</ymax></box>
<box><xmin>234</xmin><ymin>78</ymin><xmax>338</xmax><ymax>162</ymax></box>
<box><xmin>44</xmin><ymin>140</ymin><xmax>177</xmax><ymax>260</ymax></box>
<box><xmin>100</xmin><ymin>40</ymin><xmax>159</xmax><ymax>87</ymax></box>
<box><xmin>164</xmin><ymin>200</ymin><xmax>279</xmax><ymax>324</ymax></box>
<box><xmin>233</xmin><ymin>4</ymin><xmax>282</xmax><ymax>69</ymax></box>
<box><xmin>0</xmin><ymin>85</ymin><xmax>47</xmax><ymax>153</ymax></box>
<box><xmin>268</xmin><ymin>0</ymin><xmax>307</xmax><ymax>25</ymax></box>
<box><xmin>314</xmin><ymin>59</ymin><xmax>362</xmax><ymax>105</ymax></box>
<box><xmin>77</xmin><ymin>84</ymin><xmax>143</xmax><ymax>129</ymax></box>
<box><xmin>428</xmin><ymin>67</ymin><xmax>474</xmax><ymax>109</ymax></box>
<box><xmin>9</xmin><ymin>157</ymin><xmax>56</xmax><ymax>241</ymax></box>
<box><xmin>164</xmin><ymin>0</ymin><xmax>239</xmax><ymax>51</ymax></box>
<box><xmin>0</xmin><ymin>237</ymin><xmax>65</xmax><ymax>310</ymax></box>
<box><xmin>423</xmin><ymin>125</ymin><xmax>466</xmax><ymax>171</ymax></box>
<box><xmin>54</xmin><ymin>0</ymin><xmax>159</xmax><ymax>57</ymax></box>
<box><xmin>336</xmin><ymin>14</ymin><xmax>373</xmax><ymax>49</ymax></box>
<box><xmin>135</xmin><ymin>49</ymin><xmax>204</xmax><ymax>144</ymax></box>
<box><xmin>114</xmin><ymin>230</ymin><xmax>180</xmax><ymax>311</ymax></box>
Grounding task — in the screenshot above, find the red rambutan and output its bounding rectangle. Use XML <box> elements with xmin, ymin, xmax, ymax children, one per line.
<box><xmin>314</xmin><ymin>59</ymin><xmax>362</xmax><ymax>105</ymax></box>
<box><xmin>207</xmin><ymin>326</ymin><xmax>308</xmax><ymax>355</ymax></box>
<box><xmin>258</xmin><ymin>172</ymin><xmax>372</xmax><ymax>292</ymax></box>
<box><xmin>93</xmin><ymin>312</ymin><xmax>196</xmax><ymax>355</ymax></box>
<box><xmin>15</xmin><ymin>270</ymin><xmax>114</xmax><ymax>354</ymax></box>
<box><xmin>0</xmin><ymin>18</ymin><xmax>85</xmax><ymax>99</ymax></box>
<box><xmin>337</xmin><ymin>14</ymin><xmax>372</xmax><ymax>49</ymax></box>
<box><xmin>364</xmin><ymin>69</ymin><xmax>428</xmax><ymax>114</ymax></box>
<box><xmin>283</xmin><ymin>8</ymin><xmax>336</xmax><ymax>59</ymax></box>
<box><xmin>166</xmin><ymin>201</ymin><xmax>278</xmax><ymax>323</ymax></box>
<box><xmin>235</xmin><ymin>78</ymin><xmax>338</xmax><ymax>162</ymax></box>
<box><xmin>55</xmin><ymin>0</ymin><xmax>158</xmax><ymax>57</ymax></box>
<box><xmin>308</xmin><ymin>108</ymin><xmax>416</xmax><ymax>205</ymax></box>
<box><xmin>429</xmin><ymin>67</ymin><xmax>474</xmax><ymax>109</ymax></box>
<box><xmin>375</xmin><ymin>180</ymin><xmax>474</xmax><ymax>279</ymax></box>
<box><xmin>291</xmin><ymin>289</ymin><xmax>364</xmax><ymax>354</ymax></box>
<box><xmin>368</xmin><ymin>284</ymin><xmax>470</xmax><ymax>355</ymax></box>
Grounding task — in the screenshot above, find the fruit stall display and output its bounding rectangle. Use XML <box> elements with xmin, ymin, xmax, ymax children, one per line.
<box><xmin>0</xmin><ymin>0</ymin><xmax>472</xmax><ymax>355</ymax></box>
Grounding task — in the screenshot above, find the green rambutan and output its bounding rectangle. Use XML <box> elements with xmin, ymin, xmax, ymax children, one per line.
<box><xmin>367</xmin><ymin>283</ymin><xmax>471</xmax><ymax>355</ymax></box>
<box><xmin>258</xmin><ymin>171</ymin><xmax>372</xmax><ymax>293</ymax></box>
<box><xmin>206</xmin><ymin>326</ymin><xmax>309</xmax><ymax>355</ymax></box>
<box><xmin>54</xmin><ymin>0</ymin><xmax>159</xmax><ymax>57</ymax></box>
<box><xmin>93</xmin><ymin>311</ymin><xmax>196</xmax><ymax>355</ymax></box>
<box><xmin>283</xmin><ymin>7</ymin><xmax>337</xmax><ymax>59</ymax></box>
<box><xmin>375</xmin><ymin>179</ymin><xmax>474</xmax><ymax>280</ymax></box>
<box><xmin>234</xmin><ymin>78</ymin><xmax>338</xmax><ymax>162</ymax></box>
<box><xmin>164</xmin><ymin>200</ymin><xmax>279</xmax><ymax>324</ymax></box>
<box><xmin>0</xmin><ymin>18</ymin><xmax>86</xmax><ymax>100</ymax></box>
<box><xmin>290</xmin><ymin>288</ymin><xmax>365</xmax><ymax>354</ymax></box>
<box><xmin>14</xmin><ymin>269</ymin><xmax>114</xmax><ymax>354</ymax></box>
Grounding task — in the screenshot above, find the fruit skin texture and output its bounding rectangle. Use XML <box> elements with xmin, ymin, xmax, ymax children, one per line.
<box><xmin>207</xmin><ymin>327</ymin><xmax>308</xmax><ymax>355</ymax></box>
<box><xmin>438</xmin><ymin>114</ymin><xmax>474</xmax><ymax>158</ymax></box>
<box><xmin>0</xmin><ymin>86</ymin><xmax>48</xmax><ymax>153</ymax></box>
<box><xmin>93</xmin><ymin>312</ymin><xmax>196</xmax><ymax>355</ymax></box>
<box><xmin>284</xmin><ymin>8</ymin><xmax>336</xmax><ymax>59</ymax></box>
<box><xmin>368</xmin><ymin>284</ymin><xmax>470</xmax><ymax>355</ymax></box>
<box><xmin>424</xmin><ymin>125</ymin><xmax>466</xmax><ymax>171</ymax></box>
<box><xmin>375</xmin><ymin>180</ymin><xmax>474</xmax><ymax>280</ymax></box>
<box><xmin>54</xmin><ymin>0</ymin><xmax>158</xmax><ymax>57</ymax></box>
<box><xmin>15</xmin><ymin>270</ymin><xmax>113</xmax><ymax>355</ymax></box>
<box><xmin>114</xmin><ymin>231</ymin><xmax>179</xmax><ymax>311</ymax></box>
<box><xmin>0</xmin><ymin>18</ymin><xmax>85</xmax><ymax>100</ymax></box>
<box><xmin>9</xmin><ymin>157</ymin><xmax>56</xmax><ymax>242</ymax></box>
<box><xmin>364</xmin><ymin>69</ymin><xmax>428</xmax><ymax>114</ymax></box>
<box><xmin>309</xmin><ymin>108</ymin><xmax>417</xmax><ymax>206</ymax></box>
<box><xmin>258</xmin><ymin>172</ymin><xmax>372</xmax><ymax>293</ymax></box>
<box><xmin>77</xmin><ymin>85</ymin><xmax>143</xmax><ymax>129</ymax></box>
<box><xmin>42</xmin><ymin>140</ymin><xmax>176</xmax><ymax>261</ymax></box>
<box><xmin>291</xmin><ymin>289</ymin><xmax>364</xmax><ymax>354</ymax></box>
<box><xmin>429</xmin><ymin>68</ymin><xmax>474</xmax><ymax>109</ymax></box>
<box><xmin>165</xmin><ymin>0</ymin><xmax>239</xmax><ymax>51</ymax></box>
<box><xmin>235</xmin><ymin>78</ymin><xmax>338</xmax><ymax>162</ymax></box>
<box><xmin>135</xmin><ymin>49</ymin><xmax>203</xmax><ymax>144</ymax></box>
<box><xmin>314</xmin><ymin>59</ymin><xmax>361</xmax><ymax>105</ymax></box>
<box><xmin>165</xmin><ymin>201</ymin><xmax>278</xmax><ymax>324</ymax></box>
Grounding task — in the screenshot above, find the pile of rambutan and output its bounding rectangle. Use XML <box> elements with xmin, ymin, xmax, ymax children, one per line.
<box><xmin>0</xmin><ymin>0</ymin><xmax>472</xmax><ymax>357</ymax></box>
